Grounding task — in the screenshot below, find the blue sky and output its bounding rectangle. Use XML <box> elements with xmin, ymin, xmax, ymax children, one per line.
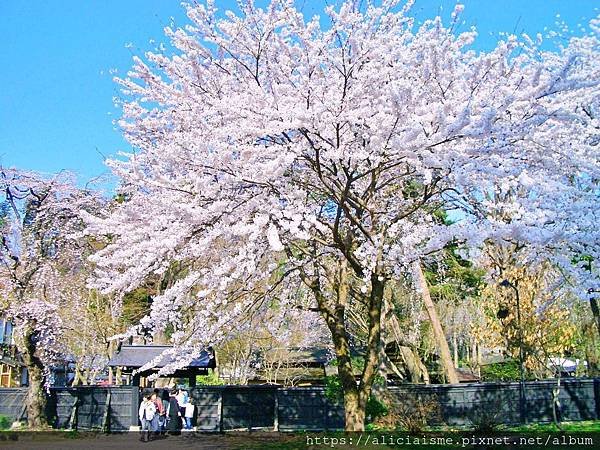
<box><xmin>1</xmin><ymin>0</ymin><xmax>598</xmax><ymax>193</ymax></box>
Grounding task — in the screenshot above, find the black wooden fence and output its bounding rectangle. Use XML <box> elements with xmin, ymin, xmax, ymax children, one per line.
<box><xmin>1</xmin><ymin>379</ymin><xmax>599</xmax><ymax>431</ymax></box>
<box><xmin>0</xmin><ymin>386</ymin><xmax>139</xmax><ymax>431</ymax></box>
<box><xmin>190</xmin><ymin>386</ymin><xmax>344</xmax><ymax>431</ymax></box>
<box><xmin>387</xmin><ymin>379</ymin><xmax>600</xmax><ymax>426</ymax></box>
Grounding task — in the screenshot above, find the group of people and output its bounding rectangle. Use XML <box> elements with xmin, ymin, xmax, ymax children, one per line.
<box><xmin>138</xmin><ymin>388</ymin><xmax>196</xmax><ymax>442</ymax></box>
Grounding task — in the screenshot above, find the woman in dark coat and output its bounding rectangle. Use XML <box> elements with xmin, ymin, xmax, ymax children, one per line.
<box><xmin>167</xmin><ymin>389</ymin><xmax>182</xmax><ymax>435</ymax></box>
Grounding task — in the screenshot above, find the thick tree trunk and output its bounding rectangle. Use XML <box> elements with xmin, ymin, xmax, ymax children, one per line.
<box><xmin>589</xmin><ymin>296</ymin><xmax>600</xmax><ymax>337</ymax></box>
<box><xmin>20</xmin><ymin>331</ymin><xmax>49</xmax><ymax>429</ymax></box>
<box><xmin>586</xmin><ymin>348</ymin><xmax>600</xmax><ymax>377</ymax></box>
<box><xmin>343</xmin><ymin>390</ymin><xmax>366</xmax><ymax>432</ymax></box>
<box><xmin>316</xmin><ymin>267</ymin><xmax>385</xmax><ymax>431</ymax></box>
<box><xmin>26</xmin><ymin>364</ymin><xmax>47</xmax><ymax>429</ymax></box>
<box><xmin>413</xmin><ymin>262</ymin><xmax>459</xmax><ymax>384</ymax></box>
<box><xmin>398</xmin><ymin>345</ymin><xmax>429</xmax><ymax>383</ymax></box>
<box><xmin>325</xmin><ymin>303</ymin><xmax>365</xmax><ymax>431</ymax></box>
<box><xmin>583</xmin><ymin>322</ymin><xmax>600</xmax><ymax>376</ymax></box>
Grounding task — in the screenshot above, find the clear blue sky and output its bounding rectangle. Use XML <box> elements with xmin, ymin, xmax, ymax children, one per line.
<box><xmin>1</xmin><ymin>0</ymin><xmax>598</xmax><ymax>192</ymax></box>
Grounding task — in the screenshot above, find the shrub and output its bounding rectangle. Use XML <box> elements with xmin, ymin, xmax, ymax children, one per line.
<box><xmin>481</xmin><ymin>360</ymin><xmax>521</xmax><ymax>382</ymax></box>
<box><xmin>467</xmin><ymin>396</ymin><xmax>509</xmax><ymax>433</ymax></box>
<box><xmin>366</xmin><ymin>396</ymin><xmax>388</xmax><ymax>423</ymax></box>
<box><xmin>373</xmin><ymin>392</ymin><xmax>442</xmax><ymax>433</ymax></box>
<box><xmin>323</xmin><ymin>375</ymin><xmax>342</xmax><ymax>402</ymax></box>
<box><xmin>323</xmin><ymin>375</ymin><xmax>388</xmax><ymax>425</ymax></box>
<box><xmin>196</xmin><ymin>370</ymin><xmax>225</xmax><ymax>386</ymax></box>
<box><xmin>0</xmin><ymin>415</ymin><xmax>11</xmax><ymax>430</ymax></box>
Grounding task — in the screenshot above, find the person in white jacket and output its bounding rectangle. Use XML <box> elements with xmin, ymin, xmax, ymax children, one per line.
<box><xmin>176</xmin><ymin>389</ymin><xmax>189</xmax><ymax>416</ymax></box>
<box><xmin>183</xmin><ymin>402</ymin><xmax>195</xmax><ymax>430</ymax></box>
<box><xmin>138</xmin><ymin>393</ymin><xmax>157</xmax><ymax>442</ymax></box>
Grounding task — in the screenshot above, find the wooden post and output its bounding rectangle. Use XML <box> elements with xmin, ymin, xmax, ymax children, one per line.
<box><xmin>217</xmin><ymin>388</ymin><xmax>223</xmax><ymax>433</ymax></box>
<box><xmin>67</xmin><ymin>394</ymin><xmax>78</xmax><ymax>430</ymax></box>
<box><xmin>18</xmin><ymin>401</ymin><xmax>27</xmax><ymax>422</ymax></box>
<box><xmin>188</xmin><ymin>371</ymin><xmax>197</xmax><ymax>387</ymax></box>
<box><xmin>101</xmin><ymin>389</ymin><xmax>111</xmax><ymax>433</ymax></box>
<box><xmin>115</xmin><ymin>366</ymin><xmax>122</xmax><ymax>386</ymax></box>
<box><xmin>130</xmin><ymin>386</ymin><xmax>140</xmax><ymax>430</ymax></box>
<box><xmin>324</xmin><ymin>388</ymin><xmax>329</xmax><ymax>431</ymax></box>
<box><xmin>273</xmin><ymin>388</ymin><xmax>279</xmax><ymax>432</ymax></box>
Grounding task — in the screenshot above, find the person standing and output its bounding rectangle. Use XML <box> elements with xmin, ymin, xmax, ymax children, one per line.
<box><xmin>138</xmin><ymin>393</ymin><xmax>156</xmax><ymax>442</ymax></box>
<box><xmin>160</xmin><ymin>389</ymin><xmax>170</xmax><ymax>434</ymax></box>
<box><xmin>184</xmin><ymin>401</ymin><xmax>195</xmax><ymax>430</ymax></box>
<box><xmin>166</xmin><ymin>389</ymin><xmax>182</xmax><ymax>435</ymax></box>
<box><xmin>176</xmin><ymin>388</ymin><xmax>189</xmax><ymax>417</ymax></box>
<box><xmin>150</xmin><ymin>390</ymin><xmax>164</xmax><ymax>436</ymax></box>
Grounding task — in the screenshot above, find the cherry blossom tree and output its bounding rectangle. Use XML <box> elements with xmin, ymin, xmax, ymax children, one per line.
<box><xmin>0</xmin><ymin>168</ymin><xmax>102</xmax><ymax>428</ymax></box>
<box><xmin>86</xmin><ymin>1</ymin><xmax>600</xmax><ymax>430</ymax></box>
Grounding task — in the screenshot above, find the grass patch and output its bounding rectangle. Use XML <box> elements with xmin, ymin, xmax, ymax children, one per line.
<box><xmin>507</xmin><ymin>420</ymin><xmax>600</xmax><ymax>433</ymax></box>
<box><xmin>236</xmin><ymin>422</ymin><xmax>600</xmax><ymax>449</ymax></box>
<box><xmin>63</xmin><ymin>429</ymin><xmax>81</xmax><ymax>439</ymax></box>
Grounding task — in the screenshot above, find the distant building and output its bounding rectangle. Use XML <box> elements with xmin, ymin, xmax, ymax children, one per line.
<box><xmin>0</xmin><ymin>316</ymin><xmax>28</xmax><ymax>387</ymax></box>
<box><xmin>455</xmin><ymin>367</ymin><xmax>480</xmax><ymax>383</ymax></box>
<box><xmin>547</xmin><ymin>357</ymin><xmax>586</xmax><ymax>377</ymax></box>
<box><xmin>247</xmin><ymin>347</ymin><xmax>333</xmax><ymax>386</ymax></box>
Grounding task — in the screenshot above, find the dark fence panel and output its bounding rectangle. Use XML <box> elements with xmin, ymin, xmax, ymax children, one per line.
<box><xmin>388</xmin><ymin>379</ymin><xmax>600</xmax><ymax>426</ymax></box>
<box><xmin>525</xmin><ymin>382</ymin><xmax>554</xmax><ymax>423</ymax></box>
<box><xmin>0</xmin><ymin>388</ymin><xmax>26</xmax><ymax>423</ymax></box>
<box><xmin>389</xmin><ymin>382</ymin><xmax>522</xmax><ymax>426</ymax></box>
<box><xmin>190</xmin><ymin>387</ymin><xmax>221</xmax><ymax>432</ymax></box>
<box><xmin>50</xmin><ymin>386</ymin><xmax>138</xmax><ymax>431</ymax></box>
<box><xmin>187</xmin><ymin>385</ymin><xmax>278</xmax><ymax>431</ymax></box>
<box><xmin>277</xmin><ymin>387</ymin><xmax>343</xmax><ymax>431</ymax></box>
<box><xmin>221</xmin><ymin>386</ymin><xmax>277</xmax><ymax>430</ymax></box>
<box><xmin>556</xmin><ymin>379</ymin><xmax>598</xmax><ymax>421</ymax></box>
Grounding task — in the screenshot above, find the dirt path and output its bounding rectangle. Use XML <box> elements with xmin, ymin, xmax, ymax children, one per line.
<box><xmin>0</xmin><ymin>431</ymin><xmax>297</xmax><ymax>449</ymax></box>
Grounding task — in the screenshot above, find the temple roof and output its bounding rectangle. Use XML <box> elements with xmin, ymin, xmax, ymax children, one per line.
<box><xmin>107</xmin><ymin>345</ymin><xmax>215</xmax><ymax>369</ymax></box>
